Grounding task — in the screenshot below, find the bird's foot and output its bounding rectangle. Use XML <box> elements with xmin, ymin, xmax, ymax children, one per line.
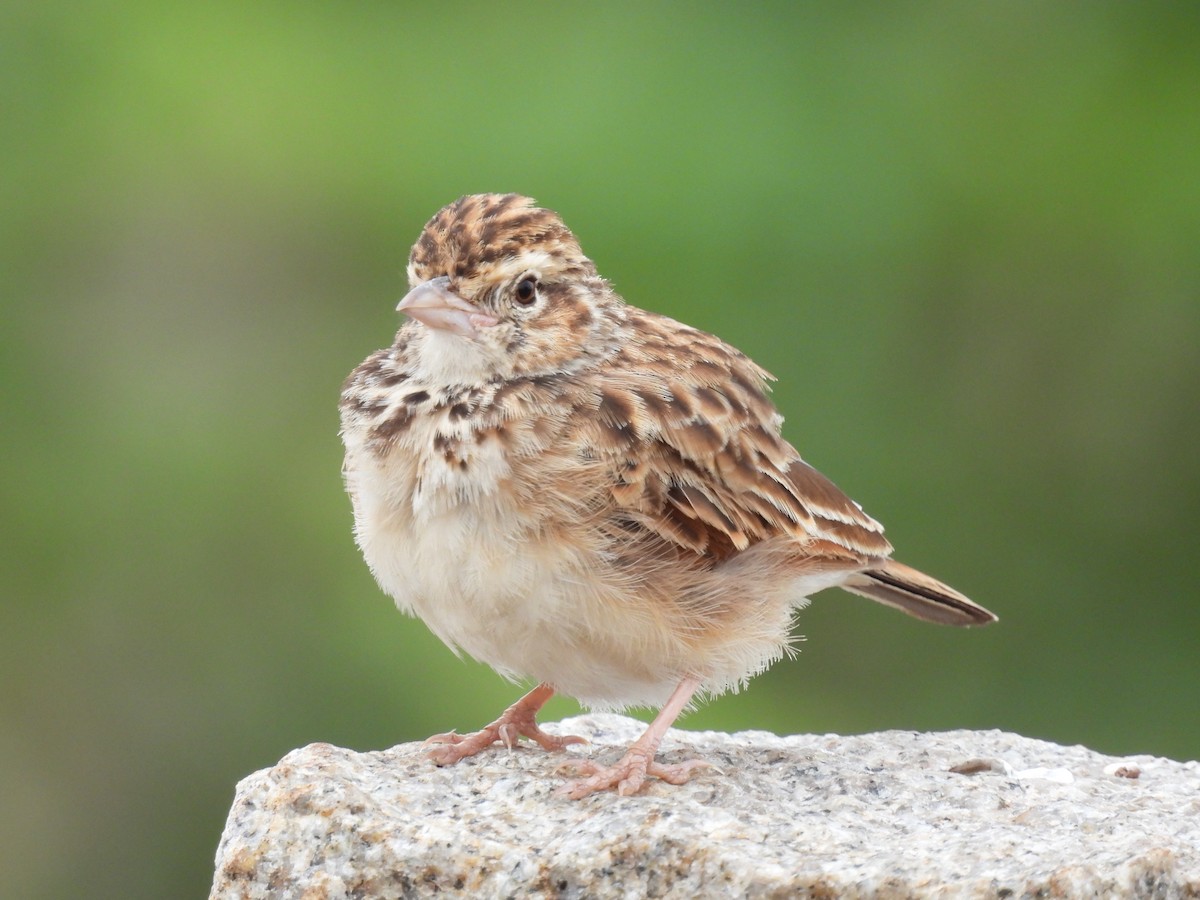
<box><xmin>556</xmin><ymin>751</ymin><xmax>713</xmax><ymax>799</ymax></box>
<box><xmin>424</xmin><ymin>701</ymin><xmax>586</xmax><ymax>766</ymax></box>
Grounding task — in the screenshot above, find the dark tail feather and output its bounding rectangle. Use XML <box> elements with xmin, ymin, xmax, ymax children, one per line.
<box><xmin>842</xmin><ymin>559</ymin><xmax>997</xmax><ymax>626</ymax></box>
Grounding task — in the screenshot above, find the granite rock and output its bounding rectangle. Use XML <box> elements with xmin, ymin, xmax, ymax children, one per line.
<box><xmin>209</xmin><ymin>714</ymin><xmax>1200</xmax><ymax>898</ymax></box>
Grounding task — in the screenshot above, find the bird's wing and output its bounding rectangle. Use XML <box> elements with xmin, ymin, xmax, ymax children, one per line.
<box><xmin>581</xmin><ymin>309</ymin><xmax>893</xmax><ymax>561</ymax></box>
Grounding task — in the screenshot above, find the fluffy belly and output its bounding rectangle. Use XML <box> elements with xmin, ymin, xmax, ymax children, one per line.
<box><xmin>351</xmin><ymin>462</ymin><xmax>680</xmax><ymax>708</ymax></box>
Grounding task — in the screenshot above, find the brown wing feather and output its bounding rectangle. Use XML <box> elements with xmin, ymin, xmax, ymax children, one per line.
<box><xmin>581</xmin><ymin>308</ymin><xmax>893</xmax><ymax>562</ymax></box>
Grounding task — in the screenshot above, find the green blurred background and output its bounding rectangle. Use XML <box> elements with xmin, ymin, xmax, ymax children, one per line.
<box><xmin>3</xmin><ymin>2</ymin><xmax>1198</xmax><ymax>896</ymax></box>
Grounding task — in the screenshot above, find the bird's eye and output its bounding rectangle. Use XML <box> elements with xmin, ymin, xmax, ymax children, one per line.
<box><xmin>514</xmin><ymin>277</ymin><xmax>538</xmax><ymax>306</ymax></box>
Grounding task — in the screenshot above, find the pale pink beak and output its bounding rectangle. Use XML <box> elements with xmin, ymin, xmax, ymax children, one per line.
<box><xmin>396</xmin><ymin>276</ymin><xmax>499</xmax><ymax>338</ymax></box>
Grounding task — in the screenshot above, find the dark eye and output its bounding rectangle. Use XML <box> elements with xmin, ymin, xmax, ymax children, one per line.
<box><xmin>514</xmin><ymin>277</ymin><xmax>538</xmax><ymax>306</ymax></box>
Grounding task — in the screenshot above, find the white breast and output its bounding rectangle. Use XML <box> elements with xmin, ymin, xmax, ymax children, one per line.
<box><xmin>344</xmin><ymin>409</ymin><xmax>681</xmax><ymax>708</ymax></box>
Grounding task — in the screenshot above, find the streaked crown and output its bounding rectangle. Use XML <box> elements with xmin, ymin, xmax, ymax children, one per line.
<box><xmin>406</xmin><ymin>194</ymin><xmax>596</xmax><ymax>296</ymax></box>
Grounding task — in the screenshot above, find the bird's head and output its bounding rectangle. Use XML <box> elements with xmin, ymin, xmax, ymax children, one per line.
<box><xmin>398</xmin><ymin>193</ymin><xmax>620</xmax><ymax>383</ymax></box>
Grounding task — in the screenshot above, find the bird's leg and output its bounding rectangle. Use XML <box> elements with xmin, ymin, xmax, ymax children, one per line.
<box><xmin>424</xmin><ymin>682</ymin><xmax>586</xmax><ymax>765</ymax></box>
<box><xmin>558</xmin><ymin>675</ymin><xmax>710</xmax><ymax>799</ymax></box>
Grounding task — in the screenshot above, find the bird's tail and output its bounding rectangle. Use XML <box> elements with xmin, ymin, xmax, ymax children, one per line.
<box><xmin>842</xmin><ymin>559</ymin><xmax>997</xmax><ymax>626</ymax></box>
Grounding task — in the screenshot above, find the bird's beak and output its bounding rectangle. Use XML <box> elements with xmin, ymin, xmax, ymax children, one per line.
<box><xmin>396</xmin><ymin>276</ymin><xmax>498</xmax><ymax>338</ymax></box>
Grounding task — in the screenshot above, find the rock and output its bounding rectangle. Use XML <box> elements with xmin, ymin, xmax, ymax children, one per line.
<box><xmin>209</xmin><ymin>714</ymin><xmax>1200</xmax><ymax>898</ymax></box>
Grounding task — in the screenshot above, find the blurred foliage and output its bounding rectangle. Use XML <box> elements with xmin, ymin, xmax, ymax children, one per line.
<box><xmin>3</xmin><ymin>2</ymin><xmax>1199</xmax><ymax>897</ymax></box>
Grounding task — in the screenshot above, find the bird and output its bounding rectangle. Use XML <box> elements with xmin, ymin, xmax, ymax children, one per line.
<box><xmin>339</xmin><ymin>193</ymin><xmax>996</xmax><ymax>799</ymax></box>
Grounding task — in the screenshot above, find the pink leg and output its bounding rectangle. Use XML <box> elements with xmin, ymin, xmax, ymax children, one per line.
<box><xmin>558</xmin><ymin>675</ymin><xmax>710</xmax><ymax>799</ymax></box>
<box><xmin>424</xmin><ymin>682</ymin><xmax>586</xmax><ymax>765</ymax></box>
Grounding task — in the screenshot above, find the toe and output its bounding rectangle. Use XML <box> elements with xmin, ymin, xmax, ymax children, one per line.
<box><xmin>647</xmin><ymin>759</ymin><xmax>712</xmax><ymax>785</ymax></box>
<box><xmin>533</xmin><ymin>731</ymin><xmax>588</xmax><ymax>752</ymax></box>
<box><xmin>617</xmin><ymin>771</ymin><xmax>645</xmax><ymax>796</ymax></box>
<box><xmin>421</xmin><ymin>730</ymin><xmax>461</xmax><ymax>747</ymax></box>
<box><xmin>424</xmin><ymin>728</ymin><xmax>500</xmax><ymax>764</ymax></box>
<box><xmin>426</xmin><ymin>746</ymin><xmax>461</xmax><ymax>766</ymax></box>
<box><xmin>556</xmin><ymin>754</ymin><xmax>712</xmax><ymax>798</ymax></box>
<box><xmin>559</xmin><ymin>775</ymin><xmax>606</xmax><ymax>800</ymax></box>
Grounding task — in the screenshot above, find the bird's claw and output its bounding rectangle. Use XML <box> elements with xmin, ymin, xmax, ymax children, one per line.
<box><xmin>423</xmin><ymin>720</ymin><xmax>586</xmax><ymax>766</ymax></box>
<box><xmin>422</xmin><ymin>729</ymin><xmax>459</xmax><ymax>747</ymax></box>
<box><xmin>556</xmin><ymin>754</ymin><xmax>713</xmax><ymax>798</ymax></box>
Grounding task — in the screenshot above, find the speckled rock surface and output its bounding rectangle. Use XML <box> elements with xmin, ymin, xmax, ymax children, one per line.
<box><xmin>209</xmin><ymin>714</ymin><xmax>1199</xmax><ymax>899</ymax></box>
